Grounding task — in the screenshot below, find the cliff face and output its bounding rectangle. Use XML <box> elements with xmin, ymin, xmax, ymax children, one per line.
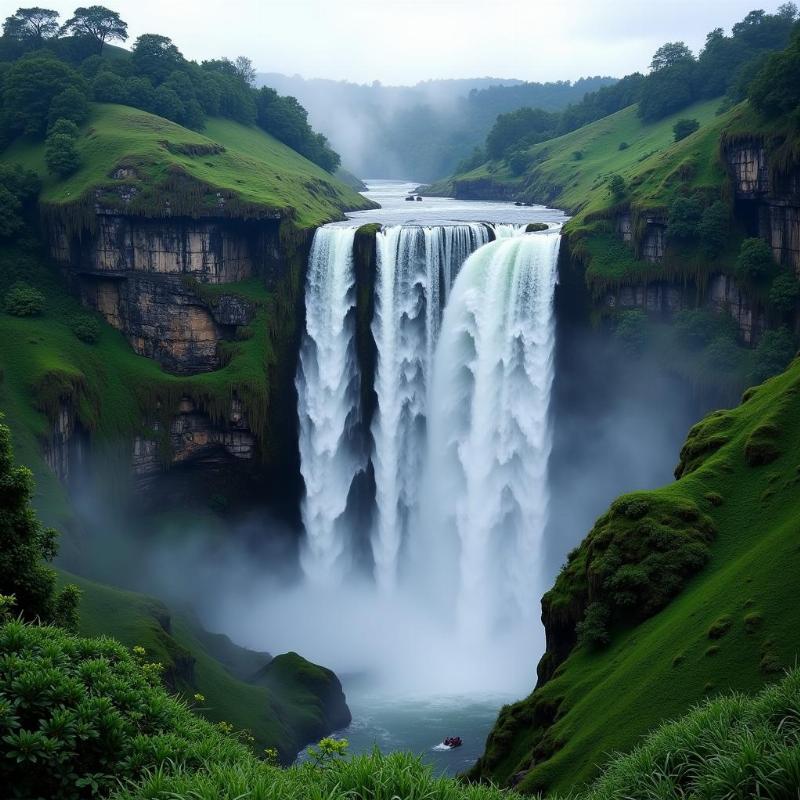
<box><xmin>51</xmin><ymin>214</ymin><xmax>279</xmax><ymax>374</ymax></box>
<box><xmin>725</xmin><ymin>139</ymin><xmax>800</xmax><ymax>273</ymax></box>
<box><xmin>42</xmin><ymin>208</ymin><xmax>309</xmax><ymax>515</ymax></box>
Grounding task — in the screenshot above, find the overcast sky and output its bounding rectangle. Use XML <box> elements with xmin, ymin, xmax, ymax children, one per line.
<box><xmin>0</xmin><ymin>0</ymin><xmax>790</xmax><ymax>84</ymax></box>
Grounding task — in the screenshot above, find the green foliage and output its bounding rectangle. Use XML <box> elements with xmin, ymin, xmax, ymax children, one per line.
<box><xmin>672</xmin><ymin>117</ymin><xmax>700</xmax><ymax>141</ymax></box>
<box><xmin>2</xmin><ymin>8</ymin><xmax>60</xmax><ymax>45</ymax></box>
<box><xmin>485</xmin><ymin>106</ymin><xmax>559</xmax><ymax>160</ymax></box>
<box><xmin>580</xmin><ymin>669</ymin><xmax>800</xmax><ymax>800</ymax></box>
<box><xmin>673</xmin><ymin>309</ymin><xmax>738</xmax><ymax>351</ymax></box>
<box><xmin>768</xmin><ymin>271</ymin><xmax>800</xmax><ymax>313</ymax></box>
<box><xmin>749</xmin><ymin>27</ymin><xmax>800</xmax><ymax>117</ymax></box>
<box><xmin>90</xmin><ymin>70</ymin><xmax>125</xmax><ymax>103</ymax></box>
<box><xmin>736</xmin><ymin>237</ymin><xmax>778</xmax><ymax>284</ymax></box>
<box><xmin>307</xmin><ymin>736</ymin><xmax>349</xmax><ymax>768</ymax></box>
<box><xmin>255</xmin><ymin>87</ymin><xmax>340</xmax><ymax>172</ymax></box>
<box><xmin>47</xmin><ymin>86</ymin><xmax>90</xmax><ymax>129</ymax></box>
<box><xmin>667</xmin><ymin>194</ymin><xmax>703</xmax><ymax>239</ymax></box>
<box><xmin>4</xmin><ymin>281</ymin><xmax>45</xmax><ymax>316</ymax></box>
<box><xmin>1</xmin><ymin>53</ymin><xmax>87</xmax><ymax>136</ymax></box>
<box><xmin>60</xmin><ymin>6</ymin><xmax>128</xmax><ymax>54</ymax></box>
<box><xmin>576</xmin><ymin>603</ymin><xmax>610</xmax><ymax>648</ymax></box>
<box><xmin>45</xmin><ymin>130</ymin><xmax>80</xmax><ymax>177</ymax></box>
<box><xmin>131</xmin><ymin>33</ymin><xmax>185</xmax><ymax>83</ymax></box>
<box><xmin>48</xmin><ymin>118</ymin><xmax>79</xmax><ymax>138</ymax></box>
<box><xmin>696</xmin><ymin>199</ymin><xmax>729</xmax><ymax>256</ymax></box>
<box><xmin>751</xmin><ymin>327</ymin><xmax>797</xmax><ymax>384</ymax></box>
<box><xmin>0</xmin><ymin>418</ymin><xmax>76</xmax><ymax>623</ymax></box>
<box><xmin>69</xmin><ymin>313</ymin><xmax>101</xmax><ymax>344</ymax></box>
<box><xmin>607</xmin><ymin>173</ymin><xmax>626</xmax><ymax>200</ymax></box>
<box><xmin>0</xmin><ymin>620</ymin><xmax>253</xmax><ymax>799</ymax></box>
<box><xmin>618</xmin><ymin>141</ymin><xmax>629</xmax><ymax>150</ymax></box>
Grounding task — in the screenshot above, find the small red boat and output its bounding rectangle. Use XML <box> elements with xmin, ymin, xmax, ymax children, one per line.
<box><xmin>443</xmin><ymin>736</ymin><xmax>463</xmax><ymax>748</ymax></box>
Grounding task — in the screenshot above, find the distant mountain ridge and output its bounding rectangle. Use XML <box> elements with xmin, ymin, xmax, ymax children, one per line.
<box><xmin>257</xmin><ymin>72</ymin><xmax>617</xmax><ymax>180</ymax></box>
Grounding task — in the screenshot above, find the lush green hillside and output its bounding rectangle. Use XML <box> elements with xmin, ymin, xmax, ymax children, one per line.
<box><xmin>4</xmin><ymin>103</ymin><xmax>374</xmax><ymax>229</ymax></box>
<box><xmin>58</xmin><ymin>570</ymin><xmax>348</xmax><ymax>762</ymax></box>
<box><xmin>470</xmin><ymin>355</ymin><xmax>800</xmax><ymax>794</ymax></box>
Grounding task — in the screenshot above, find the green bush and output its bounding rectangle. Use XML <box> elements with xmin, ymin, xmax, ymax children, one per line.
<box><xmin>45</xmin><ymin>131</ymin><xmax>80</xmax><ymax>177</ymax></box>
<box><xmin>4</xmin><ymin>281</ymin><xmax>44</xmax><ymax>316</ymax></box>
<box><xmin>696</xmin><ymin>200</ymin><xmax>729</xmax><ymax>257</ymax></box>
<box><xmin>750</xmin><ymin>327</ymin><xmax>796</xmax><ymax>384</ymax></box>
<box><xmin>607</xmin><ymin>174</ymin><xmax>626</xmax><ymax>200</ymax></box>
<box><xmin>576</xmin><ymin>602</ymin><xmax>610</xmax><ymax>648</ymax></box>
<box><xmin>0</xmin><ymin>621</ymin><xmax>253</xmax><ymax>800</ymax></box>
<box><xmin>69</xmin><ymin>313</ymin><xmax>101</xmax><ymax>344</ymax></box>
<box><xmin>667</xmin><ymin>195</ymin><xmax>703</xmax><ymax>239</ymax></box>
<box><xmin>47</xmin><ymin>118</ymin><xmax>79</xmax><ymax>138</ymax></box>
<box><xmin>672</xmin><ymin>117</ymin><xmax>700</xmax><ymax>141</ymax></box>
<box><xmin>618</xmin><ymin>141</ymin><xmax>629</xmax><ymax>150</ymax></box>
<box><xmin>768</xmin><ymin>271</ymin><xmax>800</xmax><ymax>313</ymax></box>
<box><xmin>673</xmin><ymin>308</ymin><xmax>738</xmax><ymax>350</ymax></box>
<box><xmin>0</xmin><ymin>417</ymin><xmax>77</xmax><ymax>624</ymax></box>
<box><xmin>736</xmin><ymin>238</ymin><xmax>778</xmax><ymax>284</ymax></box>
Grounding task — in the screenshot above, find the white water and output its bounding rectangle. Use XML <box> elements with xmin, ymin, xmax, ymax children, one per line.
<box><xmin>296</xmin><ymin>226</ymin><xmax>363</xmax><ymax>582</ymax></box>
<box><xmin>426</xmin><ymin>233</ymin><xmax>560</xmax><ymax>637</ymax></box>
<box><xmin>370</xmin><ymin>224</ymin><xmax>490</xmax><ymax>588</ymax></box>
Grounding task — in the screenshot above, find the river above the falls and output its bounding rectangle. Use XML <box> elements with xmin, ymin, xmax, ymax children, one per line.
<box><xmin>338</xmin><ymin>178</ymin><xmax>568</xmax><ymax>227</ymax></box>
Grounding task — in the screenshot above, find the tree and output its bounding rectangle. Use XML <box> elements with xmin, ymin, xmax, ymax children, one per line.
<box><xmin>1</xmin><ymin>53</ymin><xmax>87</xmax><ymax>135</ymax></box>
<box><xmin>736</xmin><ymin>237</ymin><xmax>778</xmax><ymax>284</ymax></box>
<box><xmin>131</xmin><ymin>33</ymin><xmax>184</xmax><ymax>83</ymax></box>
<box><xmin>234</xmin><ymin>55</ymin><xmax>256</xmax><ymax>86</ymax></box>
<box><xmin>45</xmin><ymin>130</ymin><xmax>80</xmax><ymax>176</ymax></box>
<box><xmin>0</xmin><ymin>417</ymin><xmax>80</xmax><ymax>622</ymax></box>
<box><xmin>748</xmin><ymin>30</ymin><xmax>800</xmax><ymax>118</ymax></box>
<box><xmin>696</xmin><ymin>200</ymin><xmax>729</xmax><ymax>257</ymax></box>
<box><xmin>668</xmin><ymin>195</ymin><xmax>703</xmax><ymax>239</ymax></box>
<box><xmin>751</xmin><ymin>327</ymin><xmax>797</xmax><ymax>383</ymax></box>
<box><xmin>673</xmin><ymin>118</ymin><xmax>700</xmax><ymax>142</ymax></box>
<box><xmin>638</xmin><ymin>59</ymin><xmax>696</xmax><ymax>121</ymax></box>
<box><xmin>47</xmin><ymin>84</ymin><xmax>89</xmax><ymax>128</ymax></box>
<box><xmin>60</xmin><ymin>5</ymin><xmax>127</xmax><ymax>54</ymax></box>
<box><xmin>152</xmin><ymin>84</ymin><xmax>184</xmax><ymax>122</ymax></box>
<box><xmin>607</xmin><ymin>174</ymin><xmax>626</xmax><ymax>201</ymax></box>
<box><xmin>650</xmin><ymin>41</ymin><xmax>694</xmax><ymax>72</ymax></box>
<box><xmin>0</xmin><ymin>187</ymin><xmax>23</xmax><ymax>238</ymax></box>
<box><xmin>91</xmin><ymin>69</ymin><xmax>125</xmax><ymax>102</ymax></box>
<box><xmin>2</xmin><ymin>7</ymin><xmax>60</xmax><ymax>44</ymax></box>
<box><xmin>123</xmin><ymin>75</ymin><xmax>156</xmax><ymax>110</ymax></box>
<box><xmin>768</xmin><ymin>271</ymin><xmax>800</xmax><ymax>313</ymax></box>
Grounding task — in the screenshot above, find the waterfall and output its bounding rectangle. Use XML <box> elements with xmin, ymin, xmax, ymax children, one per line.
<box><xmin>296</xmin><ymin>226</ymin><xmax>362</xmax><ymax>581</ymax></box>
<box><xmin>370</xmin><ymin>223</ymin><xmax>490</xmax><ymax>588</ymax></box>
<box><xmin>297</xmin><ymin>222</ymin><xmax>561</xmax><ymax>639</ymax></box>
<box><xmin>427</xmin><ymin>231</ymin><xmax>561</xmax><ymax>635</ymax></box>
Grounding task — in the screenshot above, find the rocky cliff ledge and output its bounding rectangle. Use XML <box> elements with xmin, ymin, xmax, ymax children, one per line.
<box><xmin>51</xmin><ymin>213</ymin><xmax>281</xmax><ymax>374</ymax></box>
<box><xmin>724</xmin><ymin>137</ymin><xmax>800</xmax><ymax>272</ymax></box>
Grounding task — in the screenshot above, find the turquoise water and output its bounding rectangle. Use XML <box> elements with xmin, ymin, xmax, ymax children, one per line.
<box><xmin>300</xmin><ymin>691</ymin><xmax>512</xmax><ymax>776</ymax></box>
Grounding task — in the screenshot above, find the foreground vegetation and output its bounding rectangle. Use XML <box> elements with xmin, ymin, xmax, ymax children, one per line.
<box><xmin>469</xmin><ymin>352</ymin><xmax>800</xmax><ymax>794</ymax></box>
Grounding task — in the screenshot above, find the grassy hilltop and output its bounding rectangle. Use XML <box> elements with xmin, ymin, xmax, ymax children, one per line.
<box><xmin>5</xmin><ymin>103</ymin><xmax>374</xmax><ymax>229</ymax></box>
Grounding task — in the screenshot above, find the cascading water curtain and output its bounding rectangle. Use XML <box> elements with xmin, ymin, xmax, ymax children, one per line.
<box><xmin>296</xmin><ymin>226</ymin><xmax>363</xmax><ymax>582</ymax></box>
<box><xmin>370</xmin><ymin>224</ymin><xmax>489</xmax><ymax>589</ymax></box>
<box><xmin>426</xmin><ymin>231</ymin><xmax>561</xmax><ymax>638</ymax></box>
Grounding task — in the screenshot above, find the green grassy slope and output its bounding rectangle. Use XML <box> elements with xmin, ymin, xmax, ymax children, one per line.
<box><xmin>4</xmin><ymin>103</ymin><xmax>374</xmax><ymax>228</ymax></box>
<box><xmin>60</xmin><ymin>570</ymin><xmax>347</xmax><ymax>761</ymax></box>
<box><xmin>472</xmin><ymin>358</ymin><xmax>800</xmax><ymax>795</ymax></box>
<box><xmin>433</xmin><ymin>98</ymin><xmax>724</xmax><ymax>218</ymax></box>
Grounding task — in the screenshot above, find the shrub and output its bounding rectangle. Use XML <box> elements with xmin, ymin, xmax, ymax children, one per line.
<box><xmin>673</xmin><ymin>117</ymin><xmax>700</xmax><ymax>141</ymax></box>
<box><xmin>768</xmin><ymin>271</ymin><xmax>800</xmax><ymax>313</ymax></box>
<box><xmin>736</xmin><ymin>237</ymin><xmax>778</xmax><ymax>284</ymax></box>
<box><xmin>618</xmin><ymin>141</ymin><xmax>629</xmax><ymax>150</ymax></box>
<box><xmin>667</xmin><ymin>195</ymin><xmax>703</xmax><ymax>239</ymax></box>
<box><xmin>4</xmin><ymin>281</ymin><xmax>44</xmax><ymax>316</ymax></box>
<box><xmin>47</xmin><ymin>118</ymin><xmax>79</xmax><ymax>138</ymax></box>
<box><xmin>750</xmin><ymin>327</ymin><xmax>796</xmax><ymax>384</ymax></box>
<box><xmin>576</xmin><ymin>602</ymin><xmax>611</xmax><ymax>648</ymax></box>
<box><xmin>572</xmin><ymin>150</ymin><xmax>583</xmax><ymax>160</ymax></box>
<box><xmin>696</xmin><ymin>200</ymin><xmax>729</xmax><ymax>257</ymax></box>
<box><xmin>0</xmin><ymin>621</ymin><xmax>253</xmax><ymax>799</ymax></box>
<box><xmin>707</xmin><ymin>615</ymin><xmax>732</xmax><ymax>639</ymax></box>
<box><xmin>69</xmin><ymin>313</ymin><xmax>101</xmax><ymax>344</ymax></box>
<box><xmin>673</xmin><ymin>309</ymin><xmax>738</xmax><ymax>350</ymax></box>
<box><xmin>47</xmin><ymin>85</ymin><xmax>89</xmax><ymax>130</ymax></box>
<box><xmin>607</xmin><ymin>174</ymin><xmax>626</xmax><ymax>200</ymax></box>
<box><xmin>0</xmin><ymin>417</ymin><xmax>78</xmax><ymax>623</ymax></box>
<box><xmin>45</xmin><ymin>132</ymin><xmax>80</xmax><ymax>177</ymax></box>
